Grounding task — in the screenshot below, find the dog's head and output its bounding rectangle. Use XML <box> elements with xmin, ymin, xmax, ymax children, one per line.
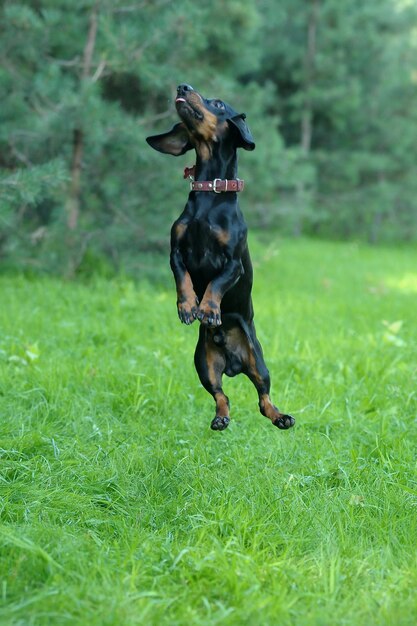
<box><xmin>146</xmin><ymin>84</ymin><xmax>255</xmax><ymax>160</ymax></box>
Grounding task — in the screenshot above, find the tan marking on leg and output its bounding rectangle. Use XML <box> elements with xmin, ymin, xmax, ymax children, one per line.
<box><xmin>177</xmin><ymin>272</ymin><xmax>198</xmax><ymax>322</ymax></box>
<box><xmin>199</xmin><ymin>285</ymin><xmax>221</xmax><ymax>309</ymax></box>
<box><xmin>214</xmin><ymin>392</ymin><xmax>230</xmax><ymax>418</ymax></box>
<box><xmin>247</xmin><ymin>349</ymin><xmax>265</xmax><ymax>387</ymax></box>
<box><xmin>206</xmin><ymin>344</ymin><xmax>229</xmax><ymax>418</ymax></box>
<box><xmin>206</xmin><ymin>343</ymin><xmax>224</xmax><ymax>385</ymax></box>
<box><xmin>178</xmin><ymin>271</ymin><xmax>195</xmax><ymax>303</ymax></box>
<box><xmin>197</xmin><ymin>285</ymin><xmax>221</xmax><ymax>324</ymax></box>
<box><xmin>259</xmin><ymin>393</ymin><xmax>283</xmax><ymax>423</ymax></box>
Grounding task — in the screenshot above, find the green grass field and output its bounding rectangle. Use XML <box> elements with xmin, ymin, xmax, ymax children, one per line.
<box><xmin>1</xmin><ymin>237</ymin><xmax>417</xmax><ymax>625</ymax></box>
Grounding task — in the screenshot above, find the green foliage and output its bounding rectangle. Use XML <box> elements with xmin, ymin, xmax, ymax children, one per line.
<box><xmin>254</xmin><ymin>0</ymin><xmax>417</xmax><ymax>241</ymax></box>
<box><xmin>1</xmin><ymin>238</ymin><xmax>417</xmax><ymax>623</ymax></box>
<box><xmin>0</xmin><ymin>0</ymin><xmax>417</xmax><ymax>274</ymax></box>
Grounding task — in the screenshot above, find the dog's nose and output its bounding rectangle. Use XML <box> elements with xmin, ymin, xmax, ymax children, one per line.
<box><xmin>177</xmin><ymin>84</ymin><xmax>194</xmax><ymax>97</ymax></box>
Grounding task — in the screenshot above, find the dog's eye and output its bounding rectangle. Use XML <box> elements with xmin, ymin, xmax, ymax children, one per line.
<box><xmin>213</xmin><ymin>100</ymin><xmax>225</xmax><ymax>109</ymax></box>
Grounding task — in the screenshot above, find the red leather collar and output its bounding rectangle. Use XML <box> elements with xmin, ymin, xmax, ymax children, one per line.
<box><xmin>183</xmin><ymin>166</ymin><xmax>244</xmax><ymax>193</ymax></box>
<box><xmin>190</xmin><ymin>178</ymin><xmax>244</xmax><ymax>192</ymax></box>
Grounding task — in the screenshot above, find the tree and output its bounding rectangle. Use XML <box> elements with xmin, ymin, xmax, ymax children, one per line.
<box><xmin>0</xmin><ymin>0</ymin><xmax>270</xmax><ymax>273</ymax></box>
<box><xmin>1</xmin><ymin>0</ymin><xmax>417</xmax><ymax>276</ymax></box>
<box><xmin>254</xmin><ymin>0</ymin><xmax>417</xmax><ymax>241</ymax></box>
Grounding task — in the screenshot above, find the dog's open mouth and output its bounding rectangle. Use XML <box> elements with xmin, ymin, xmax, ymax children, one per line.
<box><xmin>175</xmin><ymin>96</ymin><xmax>204</xmax><ymax>121</ymax></box>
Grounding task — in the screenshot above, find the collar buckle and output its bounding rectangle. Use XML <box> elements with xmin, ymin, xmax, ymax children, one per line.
<box><xmin>212</xmin><ymin>178</ymin><xmax>222</xmax><ymax>193</ymax></box>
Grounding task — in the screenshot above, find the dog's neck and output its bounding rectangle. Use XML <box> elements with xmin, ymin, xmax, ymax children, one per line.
<box><xmin>193</xmin><ymin>142</ymin><xmax>238</xmax><ymax>181</ymax></box>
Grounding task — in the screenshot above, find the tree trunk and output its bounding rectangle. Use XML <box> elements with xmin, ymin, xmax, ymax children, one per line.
<box><xmin>295</xmin><ymin>0</ymin><xmax>319</xmax><ymax>237</ymax></box>
<box><xmin>67</xmin><ymin>128</ymin><xmax>83</xmax><ymax>231</ymax></box>
<box><xmin>66</xmin><ymin>2</ymin><xmax>100</xmax><ymax>232</ymax></box>
<box><xmin>301</xmin><ymin>0</ymin><xmax>319</xmax><ymax>155</ymax></box>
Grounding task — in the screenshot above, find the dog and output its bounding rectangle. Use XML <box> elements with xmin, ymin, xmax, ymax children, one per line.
<box><xmin>146</xmin><ymin>84</ymin><xmax>294</xmax><ymax>431</ymax></box>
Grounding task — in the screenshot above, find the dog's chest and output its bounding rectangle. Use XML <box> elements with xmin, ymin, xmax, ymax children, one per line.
<box><xmin>182</xmin><ymin>218</ymin><xmax>228</xmax><ymax>273</ymax></box>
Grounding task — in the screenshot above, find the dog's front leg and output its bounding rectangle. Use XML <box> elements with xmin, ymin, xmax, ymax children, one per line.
<box><xmin>197</xmin><ymin>258</ymin><xmax>243</xmax><ymax>326</ymax></box>
<box><xmin>170</xmin><ymin>223</ymin><xmax>199</xmax><ymax>325</ymax></box>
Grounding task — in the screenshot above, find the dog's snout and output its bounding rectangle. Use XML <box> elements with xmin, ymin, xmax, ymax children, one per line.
<box><xmin>177</xmin><ymin>84</ymin><xmax>194</xmax><ymax>97</ymax></box>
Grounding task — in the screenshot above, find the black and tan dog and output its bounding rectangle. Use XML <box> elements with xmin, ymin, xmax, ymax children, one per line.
<box><xmin>146</xmin><ymin>84</ymin><xmax>294</xmax><ymax>432</ymax></box>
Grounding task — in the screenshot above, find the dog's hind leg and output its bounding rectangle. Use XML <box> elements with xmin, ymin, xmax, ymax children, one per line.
<box><xmin>243</xmin><ymin>324</ymin><xmax>295</xmax><ymax>430</ymax></box>
<box><xmin>194</xmin><ymin>325</ymin><xmax>230</xmax><ymax>431</ymax></box>
<box><xmin>219</xmin><ymin>316</ymin><xmax>295</xmax><ymax>430</ymax></box>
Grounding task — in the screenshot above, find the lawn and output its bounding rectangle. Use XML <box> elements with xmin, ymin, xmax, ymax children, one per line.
<box><xmin>1</xmin><ymin>236</ymin><xmax>417</xmax><ymax>625</ymax></box>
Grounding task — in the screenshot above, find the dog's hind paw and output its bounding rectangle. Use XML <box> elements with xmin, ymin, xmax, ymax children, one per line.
<box><xmin>273</xmin><ymin>414</ymin><xmax>295</xmax><ymax>430</ymax></box>
<box><xmin>210</xmin><ymin>416</ymin><xmax>230</xmax><ymax>431</ymax></box>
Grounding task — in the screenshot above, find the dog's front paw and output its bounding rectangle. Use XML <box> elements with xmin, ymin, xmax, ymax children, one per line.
<box><xmin>197</xmin><ymin>300</ymin><xmax>222</xmax><ymax>327</ymax></box>
<box><xmin>177</xmin><ymin>299</ymin><xmax>198</xmax><ymax>325</ymax></box>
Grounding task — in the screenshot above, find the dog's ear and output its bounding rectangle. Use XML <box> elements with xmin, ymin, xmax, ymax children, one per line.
<box><xmin>146</xmin><ymin>123</ymin><xmax>192</xmax><ymax>156</ymax></box>
<box><xmin>228</xmin><ymin>114</ymin><xmax>255</xmax><ymax>151</ymax></box>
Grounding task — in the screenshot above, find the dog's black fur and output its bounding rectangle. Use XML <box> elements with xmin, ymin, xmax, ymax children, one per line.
<box><xmin>146</xmin><ymin>84</ymin><xmax>294</xmax><ymax>431</ymax></box>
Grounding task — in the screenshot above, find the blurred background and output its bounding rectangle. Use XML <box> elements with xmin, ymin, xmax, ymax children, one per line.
<box><xmin>1</xmin><ymin>0</ymin><xmax>416</xmax><ymax>276</ymax></box>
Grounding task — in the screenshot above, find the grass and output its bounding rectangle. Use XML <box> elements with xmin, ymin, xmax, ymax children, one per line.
<box><xmin>1</xmin><ymin>236</ymin><xmax>417</xmax><ymax>625</ymax></box>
